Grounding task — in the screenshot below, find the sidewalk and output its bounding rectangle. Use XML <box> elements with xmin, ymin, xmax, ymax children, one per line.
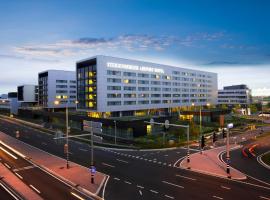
<box><xmin>0</xmin><ymin>163</ymin><xmax>43</xmax><ymax>200</ymax></box>
<box><xmin>0</xmin><ymin>131</ymin><xmax>108</xmax><ymax>199</ymax></box>
<box><xmin>179</xmin><ymin>145</ymin><xmax>247</xmax><ymax>180</ymax></box>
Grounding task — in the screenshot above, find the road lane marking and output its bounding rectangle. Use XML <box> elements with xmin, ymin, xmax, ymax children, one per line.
<box><xmin>260</xmin><ymin>196</ymin><xmax>270</xmax><ymax>200</ymax></box>
<box><xmin>113</xmin><ymin>177</ymin><xmax>120</xmax><ymax>181</ymax></box>
<box><xmin>139</xmin><ymin>190</ymin><xmax>142</xmax><ymax>196</ymax></box>
<box><xmin>78</xmin><ymin>148</ymin><xmax>88</xmax><ymax>152</ymax></box>
<box><xmin>137</xmin><ymin>185</ymin><xmax>144</xmax><ymax>189</ymax></box>
<box><xmin>29</xmin><ymin>184</ymin><xmax>41</xmax><ymax>194</ymax></box>
<box><xmin>71</xmin><ymin>192</ymin><xmax>85</xmax><ymax>200</ymax></box>
<box><xmin>4</xmin><ymin>163</ymin><xmax>11</xmax><ymax>169</ymax></box>
<box><xmin>13</xmin><ymin>165</ymin><xmax>35</xmax><ymax>172</ymax></box>
<box><xmin>15</xmin><ymin>172</ymin><xmax>23</xmax><ymax>179</ymax></box>
<box><xmin>221</xmin><ymin>185</ymin><xmax>231</xmax><ymax>190</ymax></box>
<box><xmin>0</xmin><ymin>146</ymin><xmax>18</xmax><ymax>159</ymax></box>
<box><xmin>150</xmin><ymin>189</ymin><xmax>158</xmax><ymax>194</ymax></box>
<box><xmin>116</xmin><ymin>159</ymin><xmax>129</xmax><ymax>164</ymax></box>
<box><xmin>165</xmin><ymin>194</ymin><xmax>175</xmax><ymax>199</ymax></box>
<box><xmin>124</xmin><ymin>181</ymin><xmax>132</xmax><ymax>185</ymax></box>
<box><xmin>102</xmin><ymin>162</ymin><xmax>115</xmax><ymax>168</ymax></box>
<box><xmin>213</xmin><ymin>196</ymin><xmax>223</xmax><ymax>200</ymax></box>
<box><xmin>176</xmin><ymin>174</ymin><xmax>196</xmax><ymax>181</ymax></box>
<box><xmin>162</xmin><ymin>181</ymin><xmax>184</xmax><ymax>189</ymax></box>
<box><xmin>41</xmin><ymin>142</ymin><xmax>47</xmax><ymax>146</ymax></box>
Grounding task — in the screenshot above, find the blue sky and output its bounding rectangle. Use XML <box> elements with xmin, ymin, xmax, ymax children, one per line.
<box><xmin>0</xmin><ymin>0</ymin><xmax>270</xmax><ymax>95</ymax></box>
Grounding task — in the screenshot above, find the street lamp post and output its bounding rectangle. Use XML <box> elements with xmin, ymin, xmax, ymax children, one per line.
<box><xmin>114</xmin><ymin>120</ymin><xmax>117</xmax><ymax>145</ymax></box>
<box><xmin>226</xmin><ymin>123</ymin><xmax>233</xmax><ymax>178</ymax></box>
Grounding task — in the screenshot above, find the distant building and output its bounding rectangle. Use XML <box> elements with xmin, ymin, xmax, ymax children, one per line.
<box><xmin>17</xmin><ymin>85</ymin><xmax>38</xmax><ymax>107</ymax></box>
<box><xmin>0</xmin><ymin>94</ymin><xmax>8</xmax><ymax>99</ymax></box>
<box><xmin>76</xmin><ymin>55</ymin><xmax>218</xmax><ymax>118</ymax></box>
<box><xmin>38</xmin><ymin>70</ymin><xmax>77</xmax><ymax>109</ymax></box>
<box><xmin>218</xmin><ymin>84</ymin><xmax>252</xmax><ymax>107</ymax></box>
<box><xmin>8</xmin><ymin>92</ymin><xmax>19</xmax><ymax>114</ymax></box>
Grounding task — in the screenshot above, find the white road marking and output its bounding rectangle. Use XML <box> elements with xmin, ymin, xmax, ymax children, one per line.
<box><xmin>78</xmin><ymin>148</ymin><xmax>88</xmax><ymax>152</ymax></box>
<box><xmin>165</xmin><ymin>194</ymin><xmax>175</xmax><ymax>199</ymax></box>
<box><xmin>41</xmin><ymin>142</ymin><xmax>47</xmax><ymax>146</ymax></box>
<box><xmin>260</xmin><ymin>196</ymin><xmax>270</xmax><ymax>200</ymax></box>
<box><xmin>176</xmin><ymin>174</ymin><xmax>196</xmax><ymax>181</ymax></box>
<box><xmin>158</xmin><ymin>162</ymin><xmax>162</xmax><ymax>164</ymax></box>
<box><xmin>213</xmin><ymin>195</ymin><xmax>223</xmax><ymax>200</ymax></box>
<box><xmin>124</xmin><ymin>181</ymin><xmax>132</xmax><ymax>185</ymax></box>
<box><xmin>164</xmin><ymin>155</ymin><xmax>168</xmax><ymax>157</ymax></box>
<box><xmin>163</xmin><ymin>163</ymin><xmax>167</xmax><ymax>165</ymax></box>
<box><xmin>116</xmin><ymin>159</ymin><xmax>129</xmax><ymax>164</ymax></box>
<box><xmin>4</xmin><ymin>163</ymin><xmax>11</xmax><ymax>169</ymax></box>
<box><xmin>113</xmin><ymin>177</ymin><xmax>120</xmax><ymax>181</ymax></box>
<box><xmin>15</xmin><ymin>172</ymin><xmax>23</xmax><ymax>179</ymax></box>
<box><xmin>0</xmin><ymin>146</ymin><xmax>18</xmax><ymax>159</ymax></box>
<box><xmin>29</xmin><ymin>184</ymin><xmax>41</xmax><ymax>194</ymax></box>
<box><xmin>150</xmin><ymin>189</ymin><xmax>158</xmax><ymax>194</ymax></box>
<box><xmin>139</xmin><ymin>190</ymin><xmax>142</xmax><ymax>196</ymax></box>
<box><xmin>71</xmin><ymin>192</ymin><xmax>85</xmax><ymax>200</ymax></box>
<box><xmin>221</xmin><ymin>185</ymin><xmax>231</xmax><ymax>190</ymax></box>
<box><xmin>102</xmin><ymin>162</ymin><xmax>115</xmax><ymax>168</ymax></box>
<box><xmin>137</xmin><ymin>185</ymin><xmax>144</xmax><ymax>189</ymax></box>
<box><xmin>162</xmin><ymin>181</ymin><xmax>184</xmax><ymax>189</ymax></box>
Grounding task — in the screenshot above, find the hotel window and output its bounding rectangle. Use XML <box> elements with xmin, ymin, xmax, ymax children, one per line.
<box><xmin>163</xmin><ymin>94</ymin><xmax>171</xmax><ymax>97</ymax></box>
<box><xmin>162</xmin><ymin>75</ymin><xmax>171</xmax><ymax>80</ymax></box>
<box><xmin>107</xmin><ymin>101</ymin><xmax>121</xmax><ymax>106</ymax></box>
<box><xmin>124</xmin><ymin>93</ymin><xmax>136</xmax><ymax>98</ymax></box>
<box><xmin>138</xmin><ymin>93</ymin><xmax>149</xmax><ymax>98</ymax></box>
<box><xmin>107</xmin><ymin>70</ymin><xmax>121</xmax><ymax>76</ymax></box>
<box><xmin>173</xmin><ymin>88</ymin><xmax>181</xmax><ymax>92</ymax></box>
<box><xmin>124</xmin><ymin>86</ymin><xmax>136</xmax><ymax>91</ymax></box>
<box><xmin>151</xmin><ymin>100</ymin><xmax>160</xmax><ymax>104</ymax></box>
<box><xmin>173</xmin><ymin>94</ymin><xmax>180</xmax><ymax>97</ymax></box>
<box><xmin>138</xmin><ymin>73</ymin><xmax>149</xmax><ymax>78</ymax></box>
<box><xmin>138</xmin><ymin>80</ymin><xmax>149</xmax><ymax>84</ymax></box>
<box><xmin>138</xmin><ymin>87</ymin><xmax>149</xmax><ymax>91</ymax></box>
<box><xmin>138</xmin><ymin>100</ymin><xmax>149</xmax><ymax>104</ymax></box>
<box><xmin>70</xmin><ymin>85</ymin><xmax>76</xmax><ymax>88</ymax></box>
<box><xmin>70</xmin><ymin>80</ymin><xmax>76</xmax><ymax>84</ymax></box>
<box><xmin>123</xmin><ymin>79</ymin><xmax>136</xmax><ymax>84</ymax></box>
<box><xmin>56</xmin><ymin>90</ymin><xmax>67</xmax><ymax>93</ymax></box>
<box><xmin>107</xmin><ymin>94</ymin><xmax>121</xmax><ymax>98</ymax></box>
<box><xmin>123</xmin><ymin>72</ymin><xmax>136</xmax><ymax>77</ymax></box>
<box><xmin>162</xmin><ymin>88</ymin><xmax>171</xmax><ymax>91</ymax></box>
<box><xmin>56</xmin><ymin>85</ymin><xmax>67</xmax><ymax>88</ymax></box>
<box><xmin>151</xmin><ymin>81</ymin><xmax>161</xmax><ymax>85</ymax></box>
<box><xmin>162</xmin><ymin>82</ymin><xmax>171</xmax><ymax>86</ymax></box>
<box><xmin>173</xmin><ymin>99</ymin><xmax>181</xmax><ymax>103</ymax></box>
<box><xmin>124</xmin><ymin>101</ymin><xmax>136</xmax><ymax>105</ymax></box>
<box><xmin>151</xmin><ymin>94</ymin><xmax>160</xmax><ymax>97</ymax></box>
<box><xmin>107</xmin><ymin>86</ymin><xmax>121</xmax><ymax>90</ymax></box>
<box><xmin>151</xmin><ymin>87</ymin><xmax>161</xmax><ymax>91</ymax></box>
<box><xmin>56</xmin><ymin>80</ymin><xmax>67</xmax><ymax>83</ymax></box>
<box><xmin>107</xmin><ymin>78</ymin><xmax>121</xmax><ymax>83</ymax></box>
<box><xmin>151</xmin><ymin>74</ymin><xmax>160</xmax><ymax>79</ymax></box>
<box><xmin>70</xmin><ymin>90</ymin><xmax>76</xmax><ymax>93</ymax></box>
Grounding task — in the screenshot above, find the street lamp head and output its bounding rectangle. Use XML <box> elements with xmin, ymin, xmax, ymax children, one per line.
<box><xmin>191</xmin><ymin>103</ymin><xmax>195</xmax><ymax>106</ymax></box>
<box><xmin>54</xmin><ymin>100</ymin><xmax>60</xmax><ymax>105</ymax></box>
<box><xmin>75</xmin><ymin>100</ymin><xmax>79</xmax><ymax>104</ymax></box>
<box><xmin>206</xmin><ymin>103</ymin><xmax>210</xmax><ymax>107</ymax></box>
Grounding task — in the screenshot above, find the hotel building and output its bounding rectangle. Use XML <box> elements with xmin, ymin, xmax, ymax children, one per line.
<box><xmin>218</xmin><ymin>84</ymin><xmax>252</xmax><ymax>107</ymax></box>
<box><xmin>76</xmin><ymin>55</ymin><xmax>218</xmax><ymax>117</ymax></box>
<box><xmin>38</xmin><ymin>70</ymin><xmax>77</xmax><ymax>109</ymax></box>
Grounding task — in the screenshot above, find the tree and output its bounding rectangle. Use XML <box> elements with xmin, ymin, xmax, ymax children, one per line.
<box><xmin>249</xmin><ymin>104</ymin><xmax>258</xmax><ymax>114</ymax></box>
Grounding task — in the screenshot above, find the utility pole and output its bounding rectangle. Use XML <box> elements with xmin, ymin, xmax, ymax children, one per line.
<box><xmin>114</xmin><ymin>120</ymin><xmax>117</xmax><ymax>145</ymax></box>
<box><xmin>91</xmin><ymin>121</ymin><xmax>94</xmax><ymax>167</ymax></box>
<box><xmin>226</xmin><ymin>123</ymin><xmax>233</xmax><ymax>178</ymax></box>
<box><xmin>199</xmin><ymin>105</ymin><xmax>202</xmax><ymax>154</ymax></box>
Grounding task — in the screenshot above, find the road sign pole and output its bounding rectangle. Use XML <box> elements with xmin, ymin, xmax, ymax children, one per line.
<box><xmin>66</xmin><ymin>104</ymin><xmax>69</xmax><ymax>169</ymax></box>
<box><xmin>91</xmin><ymin>121</ymin><xmax>94</xmax><ymax>167</ymax></box>
<box><xmin>187</xmin><ymin>125</ymin><xmax>190</xmax><ymax>169</ymax></box>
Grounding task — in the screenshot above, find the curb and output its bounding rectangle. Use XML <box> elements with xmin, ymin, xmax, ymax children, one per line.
<box><xmin>257</xmin><ymin>151</ymin><xmax>270</xmax><ymax>170</ymax></box>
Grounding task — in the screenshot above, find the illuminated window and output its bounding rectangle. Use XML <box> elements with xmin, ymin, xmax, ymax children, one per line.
<box><xmin>123</xmin><ymin>79</ymin><xmax>129</xmax><ymax>84</ymax></box>
<box><xmin>89</xmin><ymin>87</ymin><xmax>93</xmax><ymax>92</ymax></box>
<box><xmin>85</xmin><ymin>87</ymin><xmax>89</xmax><ymax>92</ymax></box>
<box><xmin>89</xmin><ymin>102</ymin><xmax>94</xmax><ymax>107</ymax></box>
<box><xmin>89</xmin><ymin>72</ymin><xmax>93</xmax><ymax>77</ymax></box>
<box><xmin>89</xmin><ymin>94</ymin><xmax>93</xmax><ymax>99</ymax></box>
<box><xmin>147</xmin><ymin>125</ymin><xmax>152</xmax><ymax>135</ymax></box>
<box><xmin>88</xmin><ymin>79</ymin><xmax>93</xmax><ymax>84</ymax></box>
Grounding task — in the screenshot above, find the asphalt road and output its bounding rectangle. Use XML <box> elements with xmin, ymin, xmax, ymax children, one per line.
<box><xmin>0</xmin><ymin>128</ymin><xmax>93</xmax><ymax>200</ymax></box>
<box><xmin>0</xmin><ymin>182</ymin><xmax>19</xmax><ymax>200</ymax></box>
<box><xmin>0</xmin><ymin>117</ymin><xmax>270</xmax><ymax>200</ymax></box>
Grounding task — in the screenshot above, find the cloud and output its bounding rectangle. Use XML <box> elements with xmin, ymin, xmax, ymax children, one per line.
<box><xmin>203</xmin><ymin>60</ymin><xmax>262</xmax><ymax>66</ymax></box>
<box><xmin>252</xmin><ymin>87</ymin><xmax>270</xmax><ymax>96</ymax></box>
<box><xmin>0</xmin><ymin>53</ymin><xmax>59</xmax><ymax>63</ymax></box>
<box><xmin>13</xmin><ymin>32</ymin><xmax>226</xmax><ymax>58</ymax></box>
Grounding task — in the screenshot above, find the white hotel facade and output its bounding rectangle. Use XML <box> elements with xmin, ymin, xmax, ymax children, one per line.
<box><xmin>76</xmin><ymin>55</ymin><xmax>218</xmax><ymax>118</ymax></box>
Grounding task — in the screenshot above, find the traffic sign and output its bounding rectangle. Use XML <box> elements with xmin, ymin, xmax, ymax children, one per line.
<box><xmin>165</xmin><ymin>120</ymin><xmax>170</xmax><ymax>129</ymax></box>
<box><xmin>90</xmin><ymin>166</ymin><xmax>96</xmax><ymax>174</ymax></box>
<box><xmin>227</xmin><ymin>123</ymin><xmax>233</xmax><ymax>129</ymax></box>
<box><xmin>150</xmin><ymin>118</ymin><xmax>154</xmax><ymax>125</ymax></box>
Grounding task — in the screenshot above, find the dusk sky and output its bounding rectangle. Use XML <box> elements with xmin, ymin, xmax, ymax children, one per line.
<box><xmin>0</xmin><ymin>0</ymin><xmax>270</xmax><ymax>95</ymax></box>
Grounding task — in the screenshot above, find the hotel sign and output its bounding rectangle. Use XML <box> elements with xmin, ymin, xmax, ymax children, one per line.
<box><xmin>107</xmin><ymin>62</ymin><xmax>165</xmax><ymax>74</ymax></box>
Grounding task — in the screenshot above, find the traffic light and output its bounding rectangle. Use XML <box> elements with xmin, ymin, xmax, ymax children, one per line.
<box><xmin>222</xmin><ymin>129</ymin><xmax>226</xmax><ymax>138</ymax></box>
<box><xmin>213</xmin><ymin>131</ymin><xmax>217</xmax><ymax>143</ymax></box>
<box><xmin>201</xmin><ymin>135</ymin><xmax>205</xmax><ymax>149</ymax></box>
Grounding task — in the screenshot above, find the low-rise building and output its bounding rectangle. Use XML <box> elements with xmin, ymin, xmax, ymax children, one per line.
<box><xmin>218</xmin><ymin>84</ymin><xmax>252</xmax><ymax>107</ymax></box>
<box><xmin>38</xmin><ymin>70</ymin><xmax>77</xmax><ymax>109</ymax></box>
<box><xmin>17</xmin><ymin>84</ymin><xmax>38</xmax><ymax>107</ymax></box>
